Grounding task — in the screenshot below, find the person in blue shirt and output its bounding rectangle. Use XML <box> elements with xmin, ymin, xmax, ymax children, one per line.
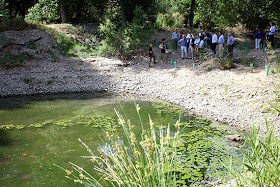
<box><xmin>172</xmin><ymin>29</ymin><xmax>179</xmax><ymax>51</ymax></box>
<box><xmin>178</xmin><ymin>36</ymin><xmax>188</xmax><ymax>59</ymax></box>
<box><xmin>227</xmin><ymin>33</ymin><xmax>235</xmax><ymax>57</ymax></box>
<box><xmin>254</xmin><ymin>28</ymin><xmax>264</xmax><ymax>50</ymax></box>
<box><xmin>217</xmin><ymin>31</ymin><xmax>225</xmax><ymax>58</ymax></box>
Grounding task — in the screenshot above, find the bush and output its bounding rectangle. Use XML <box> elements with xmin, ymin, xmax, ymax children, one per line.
<box><xmin>219</xmin><ymin>57</ymin><xmax>235</xmax><ymax>69</ymax></box>
<box><xmin>98</xmin><ymin>6</ymin><xmax>154</xmax><ymax>59</ymax></box>
<box><xmin>0</xmin><ymin>52</ymin><xmax>32</xmax><ymax>68</ymax></box>
<box><xmin>25</xmin><ymin>0</ymin><xmax>60</xmax><ymax>23</ymax></box>
<box><xmin>156</xmin><ymin>12</ymin><xmax>185</xmax><ymax>29</ymax></box>
<box><xmin>0</xmin><ymin>0</ymin><xmax>8</xmax><ymax>18</ymax></box>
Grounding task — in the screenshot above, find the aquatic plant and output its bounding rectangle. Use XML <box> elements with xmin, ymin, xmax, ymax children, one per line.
<box><xmin>55</xmin><ymin>107</ymin><xmax>233</xmax><ymax>186</ymax></box>
<box><xmin>152</xmin><ymin>101</ymin><xmax>183</xmax><ymax>114</ymax></box>
<box><xmin>222</xmin><ymin>120</ymin><xmax>280</xmax><ymax>186</ymax></box>
<box><xmin>0</xmin><ymin>115</ymin><xmax>118</xmax><ymax>131</ymax></box>
<box><xmin>55</xmin><ymin>107</ymin><xmax>182</xmax><ymax>186</ymax></box>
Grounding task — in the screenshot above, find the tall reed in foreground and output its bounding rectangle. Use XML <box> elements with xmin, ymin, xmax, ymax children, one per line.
<box><xmin>55</xmin><ymin>106</ymin><xmax>182</xmax><ymax>186</ymax></box>
<box><xmin>222</xmin><ymin>119</ymin><xmax>280</xmax><ymax>186</ymax></box>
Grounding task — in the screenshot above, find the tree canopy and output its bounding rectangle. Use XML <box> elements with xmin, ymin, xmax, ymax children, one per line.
<box><xmin>1</xmin><ymin>0</ymin><xmax>279</xmax><ymax>30</ymax></box>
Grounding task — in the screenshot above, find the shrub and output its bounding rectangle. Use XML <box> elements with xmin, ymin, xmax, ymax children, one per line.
<box><xmin>0</xmin><ymin>17</ymin><xmax>38</xmax><ymax>32</ymax></box>
<box><xmin>0</xmin><ymin>52</ymin><xmax>32</xmax><ymax>68</ymax></box>
<box><xmin>98</xmin><ymin>6</ymin><xmax>154</xmax><ymax>59</ymax></box>
<box><xmin>219</xmin><ymin>57</ymin><xmax>235</xmax><ymax>69</ymax></box>
<box><xmin>0</xmin><ymin>0</ymin><xmax>8</xmax><ymax>18</ymax></box>
<box><xmin>25</xmin><ymin>0</ymin><xmax>60</xmax><ymax>23</ymax></box>
<box><xmin>156</xmin><ymin>12</ymin><xmax>185</xmax><ymax>29</ymax></box>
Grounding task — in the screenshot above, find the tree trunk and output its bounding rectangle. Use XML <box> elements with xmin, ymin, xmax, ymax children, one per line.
<box><xmin>189</xmin><ymin>0</ymin><xmax>195</xmax><ymax>29</ymax></box>
<box><xmin>61</xmin><ymin>0</ymin><xmax>68</xmax><ymax>23</ymax></box>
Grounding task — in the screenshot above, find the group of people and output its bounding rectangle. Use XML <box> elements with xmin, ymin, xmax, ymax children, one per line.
<box><xmin>172</xmin><ymin>29</ymin><xmax>235</xmax><ymax>59</ymax></box>
<box><xmin>173</xmin><ymin>29</ymin><xmax>205</xmax><ymax>59</ymax></box>
<box><xmin>254</xmin><ymin>22</ymin><xmax>276</xmax><ymax>50</ymax></box>
<box><xmin>148</xmin><ymin>29</ymin><xmax>236</xmax><ymax>66</ymax></box>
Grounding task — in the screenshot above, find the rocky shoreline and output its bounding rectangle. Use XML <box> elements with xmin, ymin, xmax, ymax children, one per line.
<box><xmin>1</xmin><ymin>55</ymin><xmax>279</xmax><ymax>137</ymax></box>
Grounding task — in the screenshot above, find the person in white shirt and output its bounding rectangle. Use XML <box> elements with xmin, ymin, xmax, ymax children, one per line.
<box><xmin>198</xmin><ymin>29</ymin><xmax>205</xmax><ymax>39</ymax></box>
<box><xmin>211</xmin><ymin>31</ymin><xmax>218</xmax><ymax>56</ymax></box>
<box><xmin>199</xmin><ymin>36</ymin><xmax>204</xmax><ymax>49</ymax></box>
<box><xmin>217</xmin><ymin>31</ymin><xmax>225</xmax><ymax>58</ymax></box>
<box><xmin>186</xmin><ymin>31</ymin><xmax>194</xmax><ymax>41</ymax></box>
<box><xmin>194</xmin><ymin>35</ymin><xmax>200</xmax><ymax>54</ymax></box>
<box><xmin>268</xmin><ymin>22</ymin><xmax>276</xmax><ymax>49</ymax></box>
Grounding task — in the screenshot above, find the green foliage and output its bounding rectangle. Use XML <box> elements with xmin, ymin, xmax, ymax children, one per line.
<box><xmin>156</xmin><ymin>12</ymin><xmax>185</xmax><ymax>29</ymax></box>
<box><xmin>0</xmin><ymin>0</ymin><xmax>8</xmax><ymax>18</ymax></box>
<box><xmin>98</xmin><ymin>6</ymin><xmax>154</xmax><ymax>59</ymax></box>
<box><xmin>223</xmin><ymin>121</ymin><xmax>280</xmax><ymax>186</ymax></box>
<box><xmin>23</xmin><ymin>76</ymin><xmax>33</xmax><ymax>84</ymax></box>
<box><xmin>153</xmin><ymin>101</ymin><xmax>183</xmax><ymax>114</ymax></box>
<box><xmin>219</xmin><ymin>57</ymin><xmax>235</xmax><ymax>69</ymax></box>
<box><xmin>55</xmin><ymin>105</ymin><xmax>234</xmax><ymax>186</ymax></box>
<box><xmin>0</xmin><ymin>17</ymin><xmax>38</xmax><ymax>32</ymax></box>
<box><xmin>121</xmin><ymin>7</ymin><xmax>153</xmax><ymax>57</ymax></box>
<box><xmin>25</xmin><ymin>0</ymin><xmax>60</xmax><ymax>23</ymax></box>
<box><xmin>98</xmin><ymin>7</ymin><xmax>121</xmax><ymax>56</ymax></box>
<box><xmin>0</xmin><ymin>52</ymin><xmax>32</xmax><ymax>68</ymax></box>
<box><xmin>56</xmin><ymin>109</ymin><xmax>181</xmax><ymax>186</ymax></box>
<box><xmin>241</xmin><ymin>56</ymin><xmax>256</xmax><ymax>67</ymax></box>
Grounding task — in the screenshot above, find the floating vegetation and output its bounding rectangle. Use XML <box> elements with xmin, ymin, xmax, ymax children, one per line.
<box><xmin>152</xmin><ymin>101</ymin><xmax>184</xmax><ymax>114</ymax></box>
<box><xmin>171</xmin><ymin>118</ymin><xmax>230</xmax><ymax>186</ymax></box>
<box><xmin>0</xmin><ymin>115</ymin><xmax>118</xmax><ymax>131</ymax></box>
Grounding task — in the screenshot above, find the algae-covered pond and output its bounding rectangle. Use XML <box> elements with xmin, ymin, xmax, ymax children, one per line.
<box><xmin>0</xmin><ymin>92</ymin><xmax>243</xmax><ymax>186</ymax></box>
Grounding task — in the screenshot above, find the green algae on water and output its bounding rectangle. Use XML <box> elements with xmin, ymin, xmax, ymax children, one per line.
<box><xmin>152</xmin><ymin>101</ymin><xmax>184</xmax><ymax>114</ymax></box>
<box><xmin>0</xmin><ymin>115</ymin><xmax>118</xmax><ymax>131</ymax></box>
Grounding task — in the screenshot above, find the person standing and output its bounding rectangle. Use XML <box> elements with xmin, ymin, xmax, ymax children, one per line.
<box><xmin>179</xmin><ymin>31</ymin><xmax>184</xmax><ymax>40</ymax></box>
<box><xmin>268</xmin><ymin>22</ymin><xmax>276</xmax><ymax>49</ymax></box>
<box><xmin>186</xmin><ymin>31</ymin><xmax>194</xmax><ymax>40</ymax></box>
<box><xmin>217</xmin><ymin>31</ymin><xmax>225</xmax><ymax>58</ymax></box>
<box><xmin>211</xmin><ymin>31</ymin><xmax>218</xmax><ymax>56</ymax></box>
<box><xmin>148</xmin><ymin>43</ymin><xmax>156</xmax><ymax>67</ymax></box>
<box><xmin>254</xmin><ymin>28</ymin><xmax>263</xmax><ymax>49</ymax></box>
<box><xmin>199</xmin><ymin>36</ymin><xmax>205</xmax><ymax>49</ymax></box>
<box><xmin>199</xmin><ymin>29</ymin><xmax>205</xmax><ymax>39</ymax></box>
<box><xmin>227</xmin><ymin>33</ymin><xmax>235</xmax><ymax>57</ymax></box>
<box><xmin>172</xmin><ymin>29</ymin><xmax>179</xmax><ymax>51</ymax></box>
<box><xmin>159</xmin><ymin>38</ymin><xmax>166</xmax><ymax>62</ymax></box>
<box><xmin>188</xmin><ymin>35</ymin><xmax>195</xmax><ymax>59</ymax></box>
<box><xmin>178</xmin><ymin>36</ymin><xmax>188</xmax><ymax>59</ymax></box>
<box><xmin>194</xmin><ymin>35</ymin><xmax>200</xmax><ymax>54</ymax></box>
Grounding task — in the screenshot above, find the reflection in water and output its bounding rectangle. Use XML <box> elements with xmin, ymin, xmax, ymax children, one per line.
<box><xmin>0</xmin><ymin>129</ymin><xmax>11</xmax><ymax>146</ymax></box>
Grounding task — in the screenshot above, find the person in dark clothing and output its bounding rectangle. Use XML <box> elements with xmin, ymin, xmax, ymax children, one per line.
<box><xmin>148</xmin><ymin>43</ymin><xmax>156</xmax><ymax>67</ymax></box>
<box><xmin>254</xmin><ymin>28</ymin><xmax>264</xmax><ymax>49</ymax></box>
<box><xmin>159</xmin><ymin>38</ymin><xmax>166</xmax><ymax>62</ymax></box>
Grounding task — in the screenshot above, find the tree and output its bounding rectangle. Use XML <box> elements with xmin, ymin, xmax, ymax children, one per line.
<box><xmin>189</xmin><ymin>0</ymin><xmax>195</xmax><ymax>29</ymax></box>
<box><xmin>6</xmin><ymin>0</ymin><xmax>36</xmax><ymax>17</ymax></box>
<box><xmin>60</xmin><ymin>0</ymin><xmax>68</xmax><ymax>23</ymax></box>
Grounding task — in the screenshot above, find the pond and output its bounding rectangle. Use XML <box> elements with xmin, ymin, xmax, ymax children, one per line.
<box><xmin>0</xmin><ymin>92</ymin><xmax>243</xmax><ymax>186</ymax></box>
